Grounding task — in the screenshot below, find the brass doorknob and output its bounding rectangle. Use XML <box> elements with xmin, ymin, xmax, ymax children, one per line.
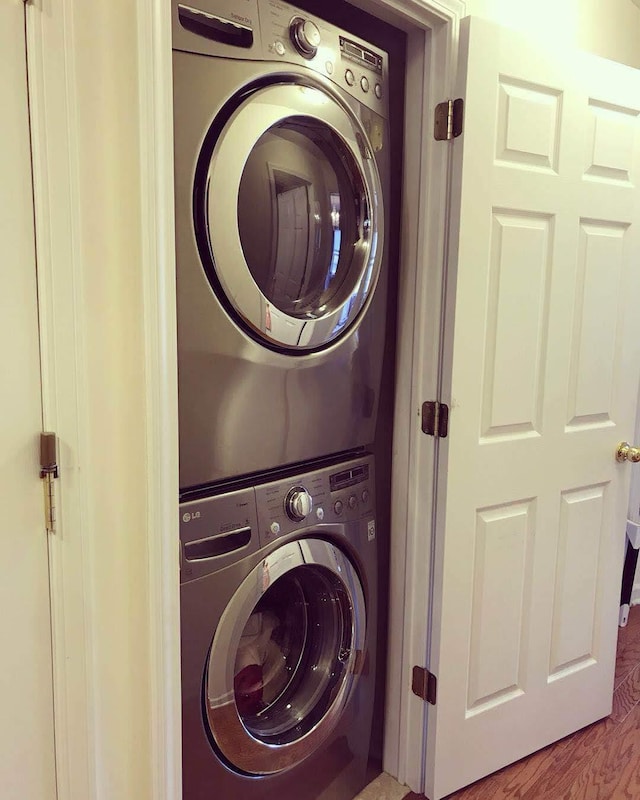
<box><xmin>616</xmin><ymin>442</ymin><xmax>640</xmax><ymax>463</ymax></box>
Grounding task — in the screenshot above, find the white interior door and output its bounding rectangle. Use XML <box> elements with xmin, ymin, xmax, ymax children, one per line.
<box><xmin>426</xmin><ymin>16</ymin><xmax>640</xmax><ymax>799</ymax></box>
<box><xmin>0</xmin><ymin>1</ymin><xmax>57</xmax><ymax>798</ymax></box>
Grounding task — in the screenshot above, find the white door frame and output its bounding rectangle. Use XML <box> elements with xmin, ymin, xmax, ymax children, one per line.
<box><xmin>352</xmin><ymin>0</ymin><xmax>465</xmax><ymax>791</ymax></box>
<box><xmin>26</xmin><ymin>1</ymin><xmax>182</xmax><ymax>797</ymax></box>
<box><xmin>27</xmin><ymin>4</ymin><xmax>96</xmax><ymax>797</ymax></box>
<box><xmin>28</xmin><ymin>0</ymin><xmax>464</xmax><ymax>797</ymax></box>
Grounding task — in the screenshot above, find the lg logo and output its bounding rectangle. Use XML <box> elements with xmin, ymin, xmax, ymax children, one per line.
<box><xmin>182</xmin><ymin>511</ymin><xmax>201</xmax><ymax>523</ymax></box>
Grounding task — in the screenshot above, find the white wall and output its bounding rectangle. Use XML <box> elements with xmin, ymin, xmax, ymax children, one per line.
<box><xmin>464</xmin><ymin>0</ymin><xmax>640</xmax><ymax>69</ymax></box>
<box><xmin>72</xmin><ymin>2</ymin><xmax>152</xmax><ymax>797</ymax></box>
<box><xmin>579</xmin><ymin>0</ymin><xmax>640</xmax><ymax>69</ymax></box>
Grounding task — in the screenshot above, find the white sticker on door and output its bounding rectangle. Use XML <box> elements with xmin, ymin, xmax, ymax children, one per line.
<box><xmin>367</xmin><ymin>520</ymin><xmax>376</xmax><ymax>541</ymax></box>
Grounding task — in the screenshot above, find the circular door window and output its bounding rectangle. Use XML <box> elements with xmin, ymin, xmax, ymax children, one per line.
<box><xmin>197</xmin><ymin>80</ymin><xmax>384</xmax><ymax>352</ymax></box>
<box><xmin>204</xmin><ymin>539</ymin><xmax>366</xmax><ymax>775</ymax></box>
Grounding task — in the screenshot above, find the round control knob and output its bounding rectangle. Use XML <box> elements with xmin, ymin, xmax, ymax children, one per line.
<box><xmin>348</xmin><ymin>494</ymin><xmax>357</xmax><ymax>510</ymax></box>
<box><xmin>285</xmin><ymin>486</ymin><xmax>313</xmax><ymax>521</ymax></box>
<box><xmin>289</xmin><ymin>17</ymin><xmax>321</xmax><ymax>59</ymax></box>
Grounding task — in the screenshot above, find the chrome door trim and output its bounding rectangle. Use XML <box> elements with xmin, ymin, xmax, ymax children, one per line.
<box><xmin>205</xmin><ymin>537</ymin><xmax>366</xmax><ymax>774</ymax></box>
<box><xmin>201</xmin><ymin>79</ymin><xmax>384</xmax><ymax>351</ymax></box>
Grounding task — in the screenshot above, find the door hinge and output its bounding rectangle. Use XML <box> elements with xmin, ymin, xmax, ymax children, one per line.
<box><xmin>40</xmin><ymin>432</ymin><xmax>59</xmax><ymax>535</ymax></box>
<box><xmin>422</xmin><ymin>401</ymin><xmax>449</xmax><ymax>438</ymax></box>
<box><xmin>434</xmin><ymin>98</ymin><xmax>464</xmax><ymax>141</ymax></box>
<box><xmin>412</xmin><ymin>665</ymin><xmax>437</xmax><ymax>705</ymax></box>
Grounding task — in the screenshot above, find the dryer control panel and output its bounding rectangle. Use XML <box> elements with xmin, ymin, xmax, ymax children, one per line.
<box><xmin>260</xmin><ymin>0</ymin><xmax>388</xmax><ymax>117</ymax></box>
<box><xmin>171</xmin><ymin>0</ymin><xmax>388</xmax><ymax>118</ymax></box>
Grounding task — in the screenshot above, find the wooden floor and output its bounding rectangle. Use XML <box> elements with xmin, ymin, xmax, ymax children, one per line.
<box><xmin>405</xmin><ymin>606</ymin><xmax>640</xmax><ymax>800</ymax></box>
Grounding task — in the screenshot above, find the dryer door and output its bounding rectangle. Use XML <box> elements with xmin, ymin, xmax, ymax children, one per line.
<box><xmin>204</xmin><ymin>538</ymin><xmax>366</xmax><ymax>774</ymax></box>
<box><xmin>194</xmin><ymin>80</ymin><xmax>384</xmax><ymax>351</ymax></box>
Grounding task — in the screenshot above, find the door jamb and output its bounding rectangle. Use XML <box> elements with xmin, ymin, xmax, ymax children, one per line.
<box><xmin>26</xmin><ymin>3</ymin><xmax>96</xmax><ymax>797</ymax></box>
<box><xmin>355</xmin><ymin>1</ymin><xmax>464</xmax><ymax>791</ymax></box>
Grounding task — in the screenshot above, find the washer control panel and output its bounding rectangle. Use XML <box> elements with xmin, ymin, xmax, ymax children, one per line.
<box><xmin>179</xmin><ymin>454</ymin><xmax>375</xmax><ymax>581</ymax></box>
<box><xmin>255</xmin><ymin>455</ymin><xmax>375</xmax><ymax>545</ymax></box>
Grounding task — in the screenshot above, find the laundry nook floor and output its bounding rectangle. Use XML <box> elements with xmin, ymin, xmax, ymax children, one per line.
<box><xmin>371</xmin><ymin>608</ymin><xmax>640</xmax><ymax>800</ymax></box>
<box><xmin>354</xmin><ymin>772</ymin><xmax>409</xmax><ymax>800</ymax></box>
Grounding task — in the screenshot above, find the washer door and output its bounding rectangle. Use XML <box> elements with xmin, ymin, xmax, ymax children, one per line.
<box><xmin>195</xmin><ymin>79</ymin><xmax>384</xmax><ymax>351</ymax></box>
<box><xmin>204</xmin><ymin>538</ymin><xmax>366</xmax><ymax>774</ymax></box>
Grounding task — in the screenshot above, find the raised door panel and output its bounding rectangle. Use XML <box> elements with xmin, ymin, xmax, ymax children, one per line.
<box><xmin>566</xmin><ymin>221</ymin><xmax>627</xmax><ymax>429</ymax></box>
<box><xmin>481</xmin><ymin>211</ymin><xmax>552</xmax><ymax>441</ymax></box>
<box><xmin>549</xmin><ymin>484</ymin><xmax>607</xmax><ymax>676</ymax></box>
<box><xmin>467</xmin><ymin>499</ymin><xmax>535</xmax><ymax>711</ymax></box>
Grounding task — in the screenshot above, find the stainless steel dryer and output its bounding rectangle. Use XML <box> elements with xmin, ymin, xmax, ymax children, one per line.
<box><xmin>180</xmin><ymin>454</ymin><xmax>377</xmax><ymax>800</ymax></box>
<box><xmin>172</xmin><ymin>0</ymin><xmax>390</xmax><ymax>491</ymax></box>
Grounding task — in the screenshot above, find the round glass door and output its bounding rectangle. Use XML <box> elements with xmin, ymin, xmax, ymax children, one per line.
<box><xmin>197</xmin><ymin>80</ymin><xmax>384</xmax><ymax>351</ymax></box>
<box><xmin>205</xmin><ymin>539</ymin><xmax>366</xmax><ymax>775</ymax></box>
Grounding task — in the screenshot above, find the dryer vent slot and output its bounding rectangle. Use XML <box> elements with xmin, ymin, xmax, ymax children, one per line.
<box><xmin>178</xmin><ymin>5</ymin><xmax>254</xmax><ymax>49</ymax></box>
<box><xmin>184</xmin><ymin>528</ymin><xmax>252</xmax><ymax>560</ymax></box>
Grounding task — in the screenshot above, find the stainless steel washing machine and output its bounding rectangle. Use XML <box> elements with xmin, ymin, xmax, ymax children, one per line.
<box><xmin>172</xmin><ymin>0</ymin><xmax>390</xmax><ymax>491</ymax></box>
<box><xmin>180</xmin><ymin>454</ymin><xmax>377</xmax><ymax>800</ymax></box>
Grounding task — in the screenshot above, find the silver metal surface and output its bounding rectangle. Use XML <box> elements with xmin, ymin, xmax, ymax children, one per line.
<box><xmin>179</xmin><ymin>454</ymin><xmax>377</xmax><ymax>799</ymax></box>
<box><xmin>172</xmin><ymin>0</ymin><xmax>390</xmax><ymax>490</ymax></box>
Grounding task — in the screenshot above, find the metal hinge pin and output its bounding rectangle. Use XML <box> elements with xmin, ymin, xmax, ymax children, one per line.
<box><xmin>40</xmin><ymin>432</ymin><xmax>59</xmax><ymax>535</ymax></box>
<box><xmin>422</xmin><ymin>400</ymin><xmax>450</xmax><ymax>438</ymax></box>
<box><xmin>434</xmin><ymin>98</ymin><xmax>464</xmax><ymax>141</ymax></box>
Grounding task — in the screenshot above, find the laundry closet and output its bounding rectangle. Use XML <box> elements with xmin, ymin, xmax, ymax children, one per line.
<box><xmin>172</xmin><ymin>2</ymin><xmax>406</xmax><ymax>798</ymax></box>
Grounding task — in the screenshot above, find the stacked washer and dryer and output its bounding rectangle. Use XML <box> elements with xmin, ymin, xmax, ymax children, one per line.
<box><xmin>172</xmin><ymin>1</ymin><xmax>391</xmax><ymax>798</ymax></box>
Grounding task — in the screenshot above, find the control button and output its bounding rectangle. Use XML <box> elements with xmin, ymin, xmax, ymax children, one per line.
<box><xmin>348</xmin><ymin>494</ymin><xmax>357</xmax><ymax>510</ymax></box>
<box><xmin>344</xmin><ymin>69</ymin><xmax>355</xmax><ymax>87</ymax></box>
<box><xmin>316</xmin><ymin>507</ymin><xmax>325</xmax><ymax>521</ymax></box>
<box><xmin>334</xmin><ymin>500</ymin><xmax>344</xmax><ymax>516</ymax></box>
<box><xmin>325</xmin><ymin>60</ymin><xmax>334</xmax><ymax>75</ymax></box>
<box><xmin>361</xmin><ymin>489</ymin><xmax>370</xmax><ymax>504</ymax></box>
<box><xmin>289</xmin><ymin>17</ymin><xmax>321</xmax><ymax>59</ymax></box>
<box><xmin>274</xmin><ymin>41</ymin><xmax>285</xmax><ymax>56</ymax></box>
<box><xmin>360</xmin><ymin>76</ymin><xmax>370</xmax><ymax>93</ymax></box>
<box><xmin>374</xmin><ymin>83</ymin><xmax>382</xmax><ymax>99</ymax></box>
<box><xmin>270</xmin><ymin>521</ymin><xmax>281</xmax><ymax>536</ymax></box>
<box><xmin>285</xmin><ymin>486</ymin><xmax>313</xmax><ymax>522</ymax></box>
